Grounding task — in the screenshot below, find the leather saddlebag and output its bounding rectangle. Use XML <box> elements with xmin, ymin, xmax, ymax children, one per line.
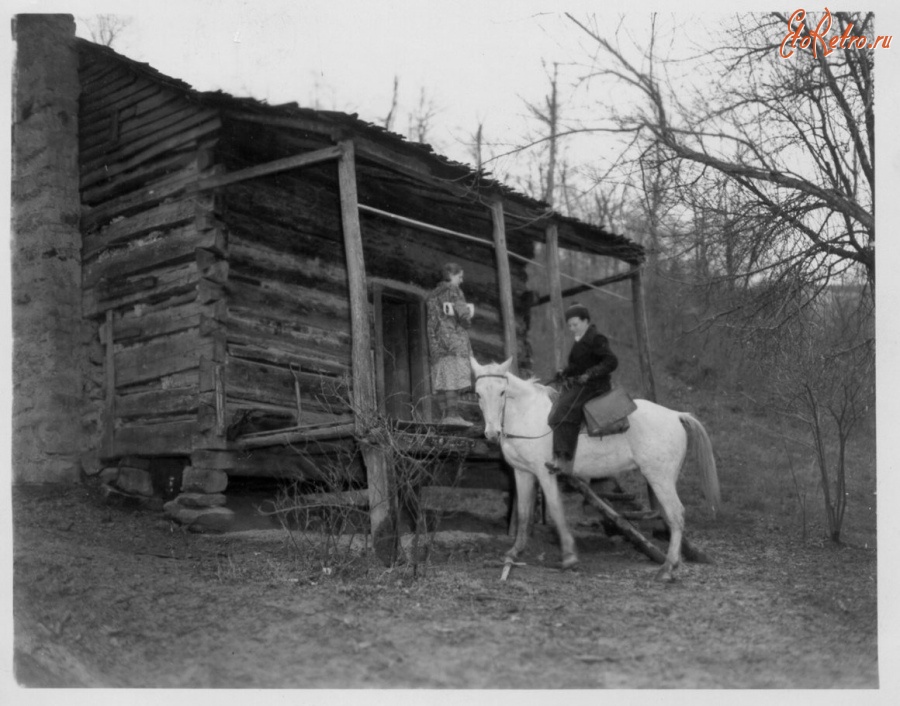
<box><xmin>583</xmin><ymin>387</ymin><xmax>637</xmax><ymax>437</ymax></box>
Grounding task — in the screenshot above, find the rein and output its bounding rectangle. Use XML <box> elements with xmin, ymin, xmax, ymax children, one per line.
<box><xmin>474</xmin><ymin>374</ymin><xmax>553</xmax><ymax>441</ymax></box>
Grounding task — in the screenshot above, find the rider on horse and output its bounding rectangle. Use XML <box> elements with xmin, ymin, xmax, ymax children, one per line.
<box><xmin>545</xmin><ymin>303</ymin><xmax>619</xmax><ymax>476</ymax></box>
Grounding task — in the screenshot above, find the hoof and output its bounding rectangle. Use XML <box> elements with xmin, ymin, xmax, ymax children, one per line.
<box><xmin>561</xmin><ymin>554</ymin><xmax>580</xmax><ymax>571</ymax></box>
<box><xmin>654</xmin><ymin>566</ymin><xmax>676</xmax><ymax>583</ymax></box>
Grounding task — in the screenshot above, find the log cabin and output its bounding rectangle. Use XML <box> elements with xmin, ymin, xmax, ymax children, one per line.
<box><xmin>12</xmin><ymin>16</ymin><xmax>649</xmax><ymax>537</ymax></box>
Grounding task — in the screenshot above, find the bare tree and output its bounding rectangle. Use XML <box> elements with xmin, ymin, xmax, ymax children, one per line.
<box><xmin>382</xmin><ymin>76</ymin><xmax>400</xmax><ymax>132</ymax></box>
<box><xmin>469</xmin><ymin>120</ymin><xmax>486</xmax><ymax>173</ymax></box>
<box><xmin>523</xmin><ymin>60</ymin><xmax>561</xmax><ymax>206</ymax></box>
<box><xmin>81</xmin><ymin>14</ymin><xmax>131</xmax><ymax>48</ymax></box>
<box><xmin>561</xmin><ymin>11</ymin><xmax>877</xmax><ymax>542</ymax></box>
<box><xmin>765</xmin><ymin>288</ymin><xmax>874</xmax><ymax>542</ymax></box>
<box><xmin>566</xmin><ymin>11</ymin><xmax>874</xmax><ymax>312</ymax></box>
<box><xmin>408</xmin><ymin>87</ymin><xmax>439</xmax><ymax>144</ymax></box>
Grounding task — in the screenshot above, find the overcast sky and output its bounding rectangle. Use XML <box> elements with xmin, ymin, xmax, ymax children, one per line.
<box><xmin>67</xmin><ymin>0</ymin><xmax>649</xmax><ymax>177</ymax></box>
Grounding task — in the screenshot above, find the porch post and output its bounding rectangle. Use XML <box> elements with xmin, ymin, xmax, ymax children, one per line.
<box><xmin>545</xmin><ymin>222</ymin><xmax>565</xmax><ymax>372</ymax></box>
<box><xmin>489</xmin><ymin>198</ymin><xmax>518</xmax><ymax>371</ymax></box>
<box><xmin>337</xmin><ymin>139</ymin><xmax>395</xmax><ymax>562</ymax></box>
<box><xmin>630</xmin><ymin>268</ymin><xmax>657</xmax><ymax>402</ymax></box>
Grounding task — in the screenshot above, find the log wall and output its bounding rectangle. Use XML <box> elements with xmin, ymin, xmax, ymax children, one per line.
<box><xmin>77</xmin><ymin>54</ymin><xmax>536</xmax><ymax>474</ymax></box>
<box><xmin>78</xmin><ymin>45</ymin><xmax>225</xmax><ymax>458</ymax></box>
<box><xmin>216</xmin><ymin>150</ymin><xmax>534</xmax><ymax>432</ymax></box>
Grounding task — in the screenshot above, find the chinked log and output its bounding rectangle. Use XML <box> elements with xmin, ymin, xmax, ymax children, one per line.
<box><xmin>84</xmin><ymin>227</ymin><xmax>226</xmax><ymax>288</ymax></box>
<box><xmin>223</xmin><ymin>309</ymin><xmax>349</xmax><ymax>352</ymax></box>
<box><xmin>84</xmin><ymin>85</ymin><xmax>168</xmax><ymax>139</ymax></box>
<box><xmin>81</xmin><ymin>97</ymin><xmax>198</xmax><ymax>154</ymax></box>
<box><xmin>79</xmin><ymin>71</ymin><xmax>158</xmax><ymax>112</ymax></box>
<box><xmin>225</xmin><ymin>278</ymin><xmax>350</xmax><ymax>329</ymax></box>
<box><xmin>225</xmin><ymin>358</ymin><xmax>351</xmax><ymax>414</ymax></box>
<box><xmin>228</xmin><ymin>232</ymin><xmax>349</xmax><ymax>288</ymax></box>
<box><xmin>83</xmin><ymin>198</ymin><xmax>211</xmax><ymax>260</ymax></box>
<box><xmin>82</xmin><ymin>150</ymin><xmax>200</xmax><ymax>205</ymax></box>
<box><xmin>115</xmin><ymin>331</ymin><xmax>217</xmax><ymax>388</ymax></box>
<box><xmin>84</xmin><ymin>261</ymin><xmax>201</xmax><ymax>318</ymax></box>
<box><xmin>81</xmin><ymin>163</ymin><xmax>222</xmax><ymax>232</ymax></box>
<box><xmin>223</xmin><ymin>399</ymin><xmax>349</xmax><ymax>431</ymax></box>
<box><xmin>227</xmin><ymin>397</ymin><xmax>347</xmax><ymax>427</ymax></box>
<box><xmin>99</xmin><ymin>275</ymin><xmax>156</xmax><ymax>302</ymax></box>
<box><xmin>80</xmin><ymin>117</ymin><xmax>222</xmax><ymax>189</ymax></box>
<box><xmin>115</xmin><ymin>301</ymin><xmax>207</xmax><ymax>342</ymax></box>
<box><xmin>222</xmin><ymin>177</ymin><xmax>529</xmax><ymax>298</ymax></box>
<box><xmin>81</xmin><ymin>108</ymin><xmax>220</xmax><ymax>176</ymax></box>
<box><xmin>229</xmin><ymin>346</ymin><xmax>348</xmax><ymax>382</ymax></box>
<box><xmin>79</xmin><ymin>61</ymin><xmax>121</xmax><ymax>91</ymax></box>
<box><xmin>225</xmin><ymin>335</ymin><xmax>350</xmax><ymax>377</ymax></box>
<box><xmin>79</xmin><ymin>91</ymin><xmax>185</xmax><ymax>146</ymax></box>
<box><xmin>221</xmin><ymin>182</ymin><xmax>343</xmax><ymax>245</ymax></box>
<box><xmin>226</xmin><ymin>305</ymin><xmax>352</xmax><ymax>352</ymax></box>
<box><xmin>115</xmin><ymin>388</ymin><xmax>199</xmax><ymax>421</ymax></box>
<box><xmin>79</xmin><ymin>72</ymin><xmax>142</xmax><ymax>112</ymax></box>
<box><xmin>224</xmin><ymin>203</ymin><xmax>342</xmax><ymax>257</ymax></box>
<box><xmin>113</xmin><ymin>419</ymin><xmax>197</xmax><ymax>456</ymax></box>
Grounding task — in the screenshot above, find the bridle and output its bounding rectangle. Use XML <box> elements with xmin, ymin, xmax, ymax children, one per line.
<box><xmin>474</xmin><ymin>373</ymin><xmax>553</xmax><ymax>441</ymax></box>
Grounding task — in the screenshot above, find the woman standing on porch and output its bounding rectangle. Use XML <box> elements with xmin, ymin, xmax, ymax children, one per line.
<box><xmin>426</xmin><ymin>263</ymin><xmax>475</xmax><ymax>427</ymax></box>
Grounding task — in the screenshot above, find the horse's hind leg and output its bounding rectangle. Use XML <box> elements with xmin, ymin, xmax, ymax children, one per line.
<box><xmin>507</xmin><ymin>469</ymin><xmax>537</xmax><ymax>561</ymax></box>
<box><xmin>646</xmin><ymin>479</ymin><xmax>685</xmax><ymax>582</ymax></box>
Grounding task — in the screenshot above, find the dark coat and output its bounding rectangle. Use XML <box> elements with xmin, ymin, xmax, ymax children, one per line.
<box><xmin>549</xmin><ymin>324</ymin><xmax>618</xmax><ymax>458</ymax></box>
<box><xmin>561</xmin><ymin>324</ymin><xmax>618</xmax><ymax>390</ymax></box>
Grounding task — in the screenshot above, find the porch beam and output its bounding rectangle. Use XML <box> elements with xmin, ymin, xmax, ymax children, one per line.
<box><xmin>190</xmin><ymin>144</ymin><xmax>342</xmax><ymax>192</ymax></box>
<box><xmin>360</xmin><ymin>204</ymin><xmax>629</xmax><ymax>303</ymax></box>
<box><xmin>530</xmin><ymin>266</ymin><xmax>640</xmax><ymax>307</ymax></box>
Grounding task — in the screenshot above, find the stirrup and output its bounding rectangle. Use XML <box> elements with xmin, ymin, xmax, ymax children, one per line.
<box><xmin>546</xmin><ymin>460</ymin><xmax>572</xmax><ymax>475</ymax></box>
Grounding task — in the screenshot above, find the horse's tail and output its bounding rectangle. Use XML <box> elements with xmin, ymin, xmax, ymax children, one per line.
<box><xmin>679</xmin><ymin>413</ymin><xmax>721</xmax><ymax>519</ymax></box>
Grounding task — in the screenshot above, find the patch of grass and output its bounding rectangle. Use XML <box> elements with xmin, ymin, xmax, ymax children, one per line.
<box><xmin>666</xmin><ymin>379</ymin><xmax>875</xmax><ymax>545</ymax></box>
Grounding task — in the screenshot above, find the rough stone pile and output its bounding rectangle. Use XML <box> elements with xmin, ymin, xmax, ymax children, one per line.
<box><xmin>95</xmin><ymin>458</ymin><xmax>235</xmax><ymax>532</ymax></box>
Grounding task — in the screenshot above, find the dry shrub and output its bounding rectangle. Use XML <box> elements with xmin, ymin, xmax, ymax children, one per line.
<box><xmin>270</xmin><ymin>377</ymin><xmax>472</xmax><ymax>577</ymax></box>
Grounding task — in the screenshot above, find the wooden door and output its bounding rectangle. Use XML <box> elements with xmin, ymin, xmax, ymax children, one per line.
<box><xmin>376</xmin><ymin>290</ymin><xmax>430</xmax><ymax>421</ymax></box>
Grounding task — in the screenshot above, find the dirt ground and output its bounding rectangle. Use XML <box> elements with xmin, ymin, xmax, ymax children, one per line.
<box><xmin>9</xmin><ymin>477</ymin><xmax>879</xmax><ymax>690</ymax></box>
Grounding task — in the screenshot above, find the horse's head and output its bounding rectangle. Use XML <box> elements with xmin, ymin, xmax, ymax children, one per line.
<box><xmin>470</xmin><ymin>356</ymin><xmax>513</xmax><ymax>441</ymax></box>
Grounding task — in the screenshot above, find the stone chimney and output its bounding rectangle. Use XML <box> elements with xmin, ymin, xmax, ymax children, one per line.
<box><xmin>11</xmin><ymin>14</ymin><xmax>91</xmax><ymax>482</ymax></box>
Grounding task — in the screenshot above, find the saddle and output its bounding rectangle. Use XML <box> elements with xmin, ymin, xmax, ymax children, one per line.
<box><xmin>582</xmin><ymin>387</ymin><xmax>637</xmax><ymax>437</ymax></box>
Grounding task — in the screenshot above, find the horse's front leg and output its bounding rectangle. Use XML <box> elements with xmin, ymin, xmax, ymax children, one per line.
<box><xmin>506</xmin><ymin>468</ymin><xmax>536</xmax><ymax>561</ymax></box>
<box><xmin>535</xmin><ymin>467</ymin><xmax>578</xmax><ymax>570</ymax></box>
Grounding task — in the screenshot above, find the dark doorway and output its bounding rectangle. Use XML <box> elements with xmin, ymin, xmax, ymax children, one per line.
<box><xmin>376</xmin><ymin>289</ymin><xmax>430</xmax><ymax>421</ymax></box>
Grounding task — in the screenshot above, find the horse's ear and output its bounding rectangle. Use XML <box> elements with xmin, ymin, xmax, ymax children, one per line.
<box><xmin>469</xmin><ymin>356</ymin><xmax>483</xmax><ymax>375</ymax></box>
<box><xmin>499</xmin><ymin>357</ymin><xmax>513</xmax><ymax>374</ymax></box>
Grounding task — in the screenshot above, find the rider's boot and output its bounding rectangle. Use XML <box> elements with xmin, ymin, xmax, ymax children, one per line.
<box><xmin>545</xmin><ymin>454</ymin><xmax>574</xmax><ymax>475</ymax></box>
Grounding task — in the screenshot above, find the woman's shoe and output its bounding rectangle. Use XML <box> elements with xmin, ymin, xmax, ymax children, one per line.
<box><xmin>442</xmin><ymin>415</ymin><xmax>473</xmax><ymax>427</ymax></box>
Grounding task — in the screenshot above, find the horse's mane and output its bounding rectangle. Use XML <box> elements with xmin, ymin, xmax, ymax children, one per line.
<box><xmin>474</xmin><ymin>361</ymin><xmax>558</xmax><ymax>401</ymax></box>
<box><xmin>514</xmin><ymin>374</ymin><xmax>559</xmax><ymax>402</ymax></box>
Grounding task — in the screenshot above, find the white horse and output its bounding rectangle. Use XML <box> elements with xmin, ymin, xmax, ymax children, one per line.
<box><xmin>471</xmin><ymin>356</ymin><xmax>721</xmax><ymax>582</ymax></box>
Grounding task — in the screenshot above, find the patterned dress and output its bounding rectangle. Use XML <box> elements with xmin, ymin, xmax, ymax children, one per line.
<box><xmin>425</xmin><ymin>281</ymin><xmax>473</xmax><ymax>391</ymax></box>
